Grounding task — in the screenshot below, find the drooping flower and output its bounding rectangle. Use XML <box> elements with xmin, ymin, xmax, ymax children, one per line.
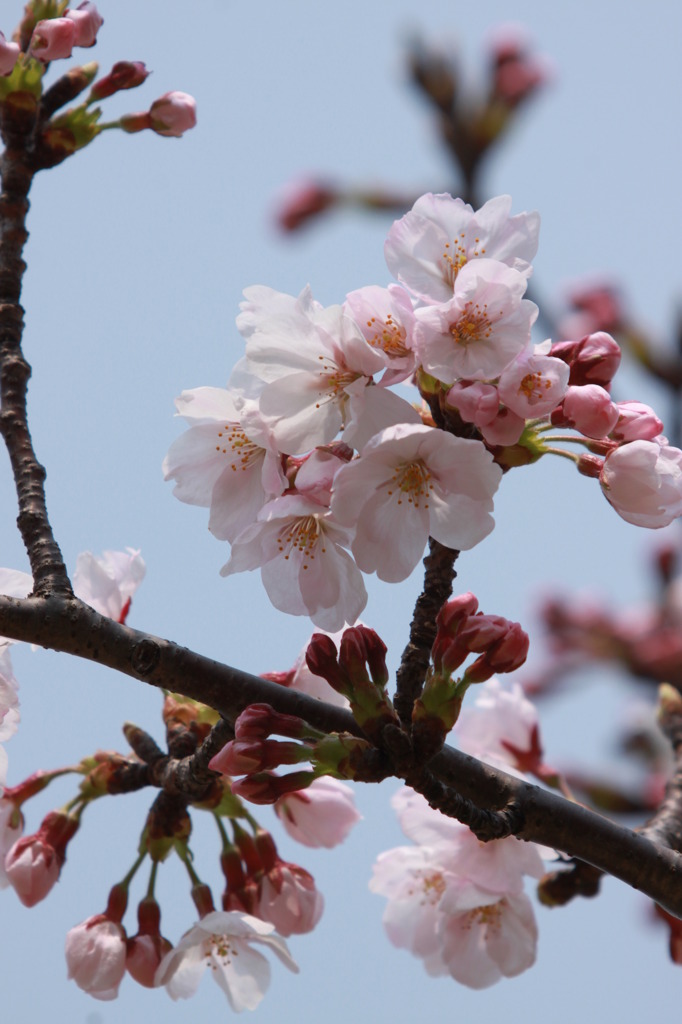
<box><xmin>29</xmin><ymin>18</ymin><xmax>76</xmax><ymax>61</ymax></box>
<box><xmin>331</xmin><ymin>424</ymin><xmax>502</xmax><ymax>582</ymax></box>
<box><xmin>413</xmin><ymin>258</ymin><xmax>537</xmax><ymax>385</ymax></box>
<box><xmin>163</xmin><ymin>388</ymin><xmax>286</xmax><ymax>542</ymax></box>
<box><xmin>149</xmin><ymin>92</ymin><xmax>197</xmax><ymax>137</ymax></box>
<box><xmin>385</xmin><ymin>193</ymin><xmax>540</xmax><ymax>304</ymax></box>
<box><xmin>221</xmin><ymin>494</ymin><xmax>367</xmax><ymax>630</ymax></box>
<box><xmin>4</xmin><ymin>809</ymin><xmax>79</xmax><ymax>907</ymax></box>
<box><xmin>65</xmin><ymin>914</ymin><xmax>127</xmax><ymax>1000</ymax></box>
<box><xmin>155</xmin><ymin>910</ymin><xmax>298</xmax><ymax>1010</ymax></box>
<box><xmin>65</xmin><ymin>2</ymin><xmax>103</xmax><ymax>47</ymax></box>
<box><xmin>600</xmin><ymin>440</ymin><xmax>682</xmax><ymax>528</ymax></box>
<box><xmin>274</xmin><ymin>776</ymin><xmax>361</xmax><ymax>848</ymax></box>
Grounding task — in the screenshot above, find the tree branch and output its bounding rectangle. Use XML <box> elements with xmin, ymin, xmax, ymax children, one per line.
<box><xmin>1</xmin><ymin>592</ymin><xmax>681</xmax><ymax>916</ymax></box>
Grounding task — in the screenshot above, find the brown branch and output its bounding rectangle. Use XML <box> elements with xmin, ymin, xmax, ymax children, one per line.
<box><xmin>0</xmin><ymin>101</ymin><xmax>72</xmax><ymax>597</ymax></box>
<box><xmin>1</xmin><ymin>591</ymin><xmax>682</xmax><ymax>916</ymax></box>
<box><xmin>394</xmin><ymin>538</ymin><xmax>459</xmax><ymax>726</ymax></box>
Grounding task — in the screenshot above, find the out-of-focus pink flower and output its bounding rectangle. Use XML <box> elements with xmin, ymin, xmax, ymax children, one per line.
<box><xmin>149</xmin><ymin>91</ymin><xmax>197</xmax><ymax>137</ymax></box>
<box><xmin>73</xmin><ymin>548</ymin><xmax>145</xmax><ymax>624</ymax></box>
<box><xmin>65</xmin><ymin>2</ymin><xmax>103</xmax><ymax>47</ymax></box>
<box><xmin>276</xmin><ymin>180</ymin><xmax>339</xmax><ymax>232</ymax></box>
<box><xmin>565</xmin><ymin>282</ymin><xmax>623</xmax><ymax>334</ymax></box>
<box><xmin>274</xmin><ymin>776</ymin><xmax>361</xmax><ymax>848</ymax></box>
<box><xmin>30</xmin><ymin>18</ymin><xmax>76</xmax><ymax>61</ymax></box>
<box><xmin>0</xmin><ymin>31</ymin><xmax>20</xmax><ymax>76</ymax></box>
<box><xmin>5</xmin><ymin>810</ymin><xmax>79</xmax><ymax>906</ymax></box>
<box><xmin>455</xmin><ymin>677</ymin><xmax>540</xmax><ymax>768</ymax></box>
<box><xmin>600</xmin><ymin>439</ymin><xmax>682</xmax><ymax>528</ymax></box>
<box><xmin>155</xmin><ymin>910</ymin><xmax>298</xmax><ymax>1009</ymax></box>
<box><xmin>246</xmin><ymin>830</ymin><xmax>324</xmax><ymax>936</ymax></box>
<box><xmin>66</xmin><ymin>915</ymin><xmax>127</xmax><ymax>1000</ymax></box>
<box><xmin>556</xmin><ymin>383</ymin><xmax>619</xmax><ymax>439</ymax></box>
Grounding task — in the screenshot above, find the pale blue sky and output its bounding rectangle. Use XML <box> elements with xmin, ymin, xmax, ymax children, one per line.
<box><xmin>1</xmin><ymin>0</ymin><xmax>681</xmax><ymax>1021</ymax></box>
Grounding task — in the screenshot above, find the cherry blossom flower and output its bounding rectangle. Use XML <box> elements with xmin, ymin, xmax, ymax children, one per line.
<box><xmin>253</xmin><ymin>860</ymin><xmax>324</xmax><ymax>937</ymax></box>
<box><xmin>331</xmin><ymin>424</ymin><xmax>502</xmax><ymax>582</ymax></box>
<box><xmin>558</xmin><ymin>384</ymin><xmax>619</xmax><ymax>439</ymax></box>
<box><xmin>0</xmin><ymin>31</ymin><xmax>20</xmax><ymax>76</ymax></box>
<box><xmin>73</xmin><ymin>548</ymin><xmax>145</xmax><ymax>623</ymax></box>
<box><xmin>454</xmin><ymin>677</ymin><xmax>539</xmax><ymax>767</ymax></box>
<box><xmin>414</xmin><ymin>259</ymin><xmax>537</xmax><ymax>384</ymax></box>
<box><xmin>274</xmin><ymin>776</ymin><xmax>361</xmax><ymax>848</ymax></box>
<box><xmin>497</xmin><ymin>340</ymin><xmax>569</xmax><ymax>419</ymax></box>
<box><xmin>611</xmin><ymin>401</ymin><xmax>664</xmax><ymax>443</ymax></box>
<box><xmin>344</xmin><ymin>284</ymin><xmax>418</xmax><ymax>384</ymax></box>
<box><xmin>65</xmin><ymin>2</ymin><xmax>103</xmax><ymax>47</ymax></box>
<box><xmin>4</xmin><ymin>809</ymin><xmax>79</xmax><ymax>906</ymax></box>
<box><xmin>65</xmin><ymin>915</ymin><xmax>127</xmax><ymax>1000</ymax></box>
<box><xmin>221</xmin><ymin>494</ymin><xmax>367</xmax><ymax>630</ymax></box>
<box><xmin>126</xmin><ymin>898</ymin><xmax>172</xmax><ymax>988</ymax></box>
<box><xmin>235</xmin><ymin>285</ymin><xmax>419</xmax><ymax>452</ymax></box>
<box><xmin>385</xmin><ymin>193</ymin><xmax>540</xmax><ymax>304</ymax></box>
<box><xmin>600</xmin><ymin>440</ymin><xmax>682</xmax><ymax>528</ymax></box>
<box><xmin>163</xmin><ymin>388</ymin><xmax>285</xmax><ymax>542</ymax></box>
<box><xmin>155</xmin><ymin>910</ymin><xmax>298</xmax><ymax>1010</ymax></box>
<box><xmin>0</xmin><ymin>797</ymin><xmax>23</xmax><ymax>887</ymax></box>
<box><xmin>30</xmin><ymin>18</ymin><xmax>76</xmax><ymax>61</ymax></box>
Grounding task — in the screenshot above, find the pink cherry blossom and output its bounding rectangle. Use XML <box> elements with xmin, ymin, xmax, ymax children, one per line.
<box><xmin>497</xmin><ymin>340</ymin><xmax>569</xmax><ymax>418</ymax></box>
<box><xmin>344</xmin><ymin>284</ymin><xmax>418</xmax><ymax>384</ymax></box>
<box><xmin>0</xmin><ymin>645</ymin><xmax>20</xmax><ymax>745</ymax></box>
<box><xmin>154</xmin><ymin>910</ymin><xmax>298</xmax><ymax>1009</ymax></box>
<box><xmin>0</xmin><ymin>31</ymin><xmax>20</xmax><ymax>76</ymax></box>
<box><xmin>4</xmin><ymin>809</ymin><xmax>79</xmax><ymax>906</ymax></box>
<box><xmin>276</xmin><ymin>179</ymin><xmax>338</xmax><ymax>232</ymax></box>
<box><xmin>455</xmin><ymin>677</ymin><xmax>539</xmax><ymax>767</ymax></box>
<box><xmin>256</xmin><ymin>860</ymin><xmax>324</xmax><ymax>936</ymax></box>
<box><xmin>236</xmin><ymin>285</ymin><xmax>419</xmax><ymax>453</ymax></box>
<box><xmin>65</xmin><ymin>915</ymin><xmax>127</xmax><ymax>1000</ymax></box>
<box><xmin>30</xmin><ymin>18</ymin><xmax>76</xmax><ymax>61</ymax></box>
<box><xmin>274</xmin><ymin>776</ymin><xmax>361</xmax><ymax>848</ymax></box>
<box><xmin>163</xmin><ymin>388</ymin><xmax>285</xmax><ymax>542</ymax></box>
<box><xmin>221</xmin><ymin>493</ymin><xmax>367</xmax><ymax>630</ymax></box>
<box><xmin>437</xmin><ymin>886</ymin><xmax>538</xmax><ymax>988</ymax></box>
<box><xmin>0</xmin><ymin>797</ymin><xmax>23</xmax><ymax>888</ymax></box>
<box><xmin>414</xmin><ymin>259</ymin><xmax>537</xmax><ymax>384</ymax></box>
<box><xmin>73</xmin><ymin>548</ymin><xmax>145</xmax><ymax>623</ymax></box>
<box><xmin>550</xmin><ymin>331</ymin><xmax>621</xmax><ymax>388</ymax></box>
<box><xmin>149</xmin><ymin>91</ymin><xmax>197</xmax><ymax>137</ymax></box>
<box><xmin>126</xmin><ymin>898</ymin><xmax>172</xmax><ymax>988</ymax></box>
<box><xmin>385</xmin><ymin>193</ymin><xmax>540</xmax><ymax>303</ymax></box>
<box><xmin>331</xmin><ymin>424</ymin><xmax>502</xmax><ymax>582</ymax></box>
<box><xmin>600</xmin><ymin>440</ymin><xmax>682</xmax><ymax>528</ymax></box>
<box><xmin>445</xmin><ymin>381</ymin><xmax>500</xmax><ymax>428</ymax></box>
<box><xmin>65</xmin><ymin>2</ymin><xmax>103</xmax><ymax>47</ymax></box>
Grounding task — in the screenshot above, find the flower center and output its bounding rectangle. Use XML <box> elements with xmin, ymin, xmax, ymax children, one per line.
<box><xmin>386</xmin><ymin>460</ymin><xmax>433</xmax><ymax>508</ymax></box>
<box><xmin>462</xmin><ymin>900</ymin><xmax>503</xmax><ymax>933</ymax></box>
<box><xmin>407</xmin><ymin>868</ymin><xmax>447</xmax><ymax>906</ymax></box>
<box><xmin>277</xmin><ymin>515</ymin><xmax>326</xmax><ymax>569</ymax></box>
<box><xmin>442</xmin><ymin>234</ymin><xmax>487</xmax><ymax>287</ymax></box>
<box><xmin>316</xmin><ymin>356</ymin><xmax>361</xmax><ymax>405</ymax></box>
<box><xmin>365</xmin><ymin>314</ymin><xmax>409</xmax><ymax>358</ymax></box>
<box><xmin>518</xmin><ymin>370</ymin><xmax>551</xmax><ymax>404</ymax></box>
<box><xmin>448</xmin><ymin>302</ymin><xmax>498</xmax><ymax>348</ymax></box>
<box><xmin>215</xmin><ymin>424</ymin><xmax>262</xmax><ymax>470</ymax></box>
<box><xmin>207</xmin><ymin>933</ymin><xmax>239</xmax><ymax>966</ymax></box>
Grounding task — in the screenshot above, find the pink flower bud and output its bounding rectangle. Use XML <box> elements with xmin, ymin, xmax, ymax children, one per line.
<box><xmin>126</xmin><ymin>898</ymin><xmax>173</xmax><ymax>988</ymax></box>
<box><xmin>556</xmin><ymin>384</ymin><xmax>620</xmax><ymax>439</ymax></box>
<box><xmin>600</xmin><ymin>440</ymin><xmax>682</xmax><ymax>528</ymax></box>
<box><xmin>66</xmin><ymin>914</ymin><xmax>127</xmax><ymax>999</ymax></box>
<box><xmin>436</xmin><ymin>593</ymin><xmax>479</xmax><ymax>635</ymax></box>
<box><xmin>550</xmin><ymin>332</ymin><xmax>621</xmax><ymax>388</ymax></box>
<box><xmin>274</xmin><ymin>777</ymin><xmax>360</xmax><ymax>848</ymax></box>
<box><xmin>305</xmin><ymin>633</ymin><xmax>348</xmax><ymax>694</ymax></box>
<box><xmin>90</xmin><ymin>61</ymin><xmax>149</xmax><ymax>100</ymax></box>
<box><xmin>149</xmin><ymin>91</ymin><xmax>197</xmax><ymax>137</ymax></box>
<box><xmin>234</xmin><ymin>703</ymin><xmax>307</xmax><ymax>741</ymax></box>
<box><xmin>567</xmin><ymin>283</ymin><xmax>623</xmax><ymax>334</ymax></box>
<box><xmin>65</xmin><ymin>2</ymin><xmax>103</xmax><ymax>48</ymax></box>
<box><xmin>0</xmin><ymin>31</ymin><xmax>20</xmax><ymax>76</ymax></box>
<box><xmin>339</xmin><ymin>625</ymin><xmax>389</xmax><ymax>689</ymax></box>
<box><xmin>277</xmin><ymin>179</ymin><xmax>339</xmax><ymax>232</ymax></box>
<box><xmin>611</xmin><ymin>401</ymin><xmax>664</xmax><ymax>443</ymax></box>
<box><xmin>5</xmin><ymin>810</ymin><xmax>79</xmax><ymax>906</ymax></box>
<box><xmin>445</xmin><ymin>380</ymin><xmax>500</xmax><ymax>426</ymax></box>
<box><xmin>30</xmin><ymin>18</ymin><xmax>76</xmax><ymax>61</ymax></box>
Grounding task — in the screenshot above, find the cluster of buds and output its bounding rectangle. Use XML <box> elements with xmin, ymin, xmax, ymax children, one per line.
<box><xmin>412</xmin><ymin>593</ymin><xmax>529</xmax><ymax>756</ymax></box>
<box><xmin>0</xmin><ymin>2</ymin><xmax>195</xmax><ymax>170</ymax></box>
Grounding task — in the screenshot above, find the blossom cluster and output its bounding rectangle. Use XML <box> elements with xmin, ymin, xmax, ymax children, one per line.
<box><xmin>371</xmin><ymin>677</ymin><xmax>551</xmax><ymax>988</ymax></box>
<box><xmin>165</xmin><ymin>193</ymin><xmax>682</xmax><ymax>631</ymax></box>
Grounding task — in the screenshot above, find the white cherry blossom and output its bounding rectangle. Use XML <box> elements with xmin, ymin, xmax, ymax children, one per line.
<box><xmin>385</xmin><ymin>193</ymin><xmax>540</xmax><ymax>304</ymax></box>
<box><xmin>414</xmin><ymin>258</ymin><xmax>538</xmax><ymax>384</ymax></box>
<box><xmin>600</xmin><ymin>439</ymin><xmax>682</xmax><ymax>528</ymax></box>
<box><xmin>65</xmin><ymin>915</ymin><xmax>127</xmax><ymax>1001</ymax></box>
<box><xmin>344</xmin><ymin>283</ymin><xmax>418</xmax><ymax>384</ymax></box>
<box><xmin>331</xmin><ymin>424</ymin><xmax>502</xmax><ymax>582</ymax></box>
<box><xmin>221</xmin><ymin>494</ymin><xmax>367</xmax><ymax>630</ymax></box>
<box><xmin>163</xmin><ymin>387</ymin><xmax>286</xmax><ymax>541</ymax></box>
<box><xmin>274</xmin><ymin>776</ymin><xmax>361</xmax><ymax>848</ymax></box>
<box><xmin>73</xmin><ymin>548</ymin><xmax>145</xmax><ymax>622</ymax></box>
<box><xmin>155</xmin><ymin>910</ymin><xmax>298</xmax><ymax>1010</ymax></box>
